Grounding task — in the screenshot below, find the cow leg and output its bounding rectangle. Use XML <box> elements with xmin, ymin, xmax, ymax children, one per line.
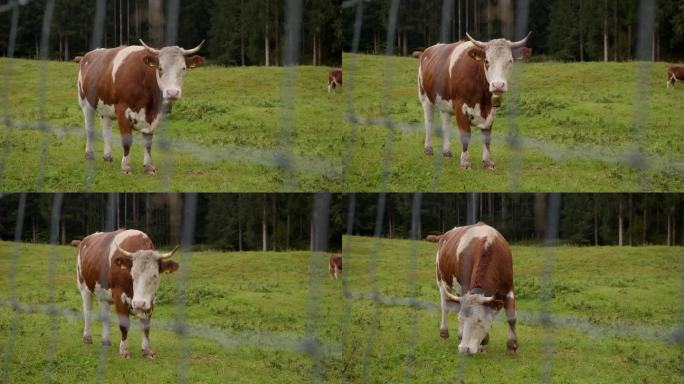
<box><xmin>142</xmin><ymin>133</ymin><xmax>156</xmax><ymax>175</ymax></box>
<box><xmin>82</xmin><ymin>105</ymin><xmax>95</xmax><ymax>160</ymax></box>
<box><xmin>114</xmin><ymin>297</ymin><xmax>130</xmax><ymax>358</ymax></box>
<box><xmin>481</xmin><ymin>129</ymin><xmax>496</xmax><ymax>170</ymax></box>
<box><xmin>334</xmin><ymin>265</ymin><xmax>339</xmax><ymax>279</ymax></box>
<box><xmin>141</xmin><ymin>317</ymin><xmax>155</xmax><ymax>358</ymax></box>
<box><xmin>101</xmin><ymin>117</ymin><xmax>113</xmax><ymax>162</ymax></box>
<box><xmin>78</xmin><ymin>282</ymin><xmax>93</xmax><ymax>344</ymax></box>
<box><xmin>505</xmin><ymin>291</ymin><xmax>518</xmax><ymax>352</ymax></box>
<box><xmin>99</xmin><ymin>299</ymin><xmax>111</xmax><ymax>346</ymax></box>
<box><xmin>440</xmin><ymin>112</ymin><xmax>453</xmax><ymax>158</ymax></box>
<box><xmin>420</xmin><ymin>93</ymin><xmax>434</xmax><ymax>156</ymax></box>
<box><xmin>455</xmin><ymin>110</ymin><xmax>472</xmax><ymax>170</ymax></box>
<box><xmin>116</xmin><ymin>106</ymin><xmax>133</xmax><ymax>174</ymax></box>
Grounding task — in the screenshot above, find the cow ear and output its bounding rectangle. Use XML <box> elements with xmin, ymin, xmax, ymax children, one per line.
<box><xmin>468</xmin><ymin>49</ymin><xmax>486</xmax><ymax>62</ymax></box>
<box><xmin>185</xmin><ymin>55</ymin><xmax>205</xmax><ymax>69</ymax></box>
<box><xmin>513</xmin><ymin>47</ymin><xmax>532</xmax><ymax>61</ymax></box>
<box><xmin>114</xmin><ymin>257</ymin><xmax>132</xmax><ymax>271</ymax></box>
<box><xmin>143</xmin><ymin>55</ymin><xmax>159</xmax><ymax>68</ymax></box>
<box><xmin>160</xmin><ymin>260</ymin><xmax>179</xmax><ymax>274</ymax></box>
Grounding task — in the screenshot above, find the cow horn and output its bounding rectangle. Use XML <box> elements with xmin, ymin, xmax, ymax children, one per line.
<box><xmin>181</xmin><ymin>40</ymin><xmax>205</xmax><ymax>56</ymax></box>
<box><xmin>115</xmin><ymin>242</ymin><xmax>135</xmax><ymax>259</ymax></box>
<box><xmin>139</xmin><ymin>39</ymin><xmax>160</xmax><ymax>55</ymax></box>
<box><xmin>509</xmin><ymin>31</ymin><xmax>532</xmax><ymax>48</ymax></box>
<box><xmin>466</xmin><ymin>33</ymin><xmax>488</xmax><ymax>49</ymax></box>
<box><xmin>158</xmin><ymin>245</ymin><xmax>180</xmax><ymax>260</ymax></box>
<box><xmin>440</xmin><ymin>281</ymin><xmax>462</xmax><ymax>303</ymax></box>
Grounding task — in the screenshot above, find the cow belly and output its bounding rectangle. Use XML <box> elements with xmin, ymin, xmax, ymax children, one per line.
<box><xmin>93</xmin><ymin>282</ymin><xmax>113</xmax><ymax>302</ymax></box>
<box><xmin>96</xmin><ymin>100</ymin><xmax>116</xmax><ymax>119</ymax></box>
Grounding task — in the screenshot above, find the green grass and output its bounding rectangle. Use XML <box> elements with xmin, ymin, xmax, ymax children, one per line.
<box><xmin>2</xmin><ymin>238</ymin><xmax>682</xmax><ymax>383</ymax></box>
<box><xmin>0</xmin><ymin>241</ymin><xmax>343</xmax><ymax>383</ymax></box>
<box><xmin>342</xmin><ymin>53</ymin><xmax>684</xmax><ymax>191</ymax></box>
<box><xmin>0</xmin><ymin>58</ymin><xmax>346</xmax><ymax>191</ymax></box>
<box><xmin>339</xmin><ymin>236</ymin><xmax>683</xmax><ymax>383</ymax></box>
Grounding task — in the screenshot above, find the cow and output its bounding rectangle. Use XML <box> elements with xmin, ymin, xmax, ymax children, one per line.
<box><xmin>412</xmin><ymin>51</ymin><xmax>423</xmax><ymax>59</ymax></box>
<box><xmin>77</xmin><ymin>40</ymin><xmax>205</xmax><ymax>175</ymax></box>
<box><xmin>328</xmin><ymin>68</ymin><xmax>342</xmax><ymax>92</ymax></box>
<box><xmin>75</xmin><ymin>229</ymin><xmax>179</xmax><ymax>358</ymax></box>
<box><xmin>434</xmin><ymin>222</ymin><xmax>517</xmax><ymax>354</ymax></box>
<box><xmin>667</xmin><ymin>65</ymin><xmax>684</xmax><ymax>89</ymax></box>
<box><xmin>70</xmin><ymin>239</ymin><xmax>82</xmax><ymax>247</ymax></box>
<box><xmin>425</xmin><ymin>234</ymin><xmax>442</xmax><ymax>242</ymax></box>
<box><xmin>329</xmin><ymin>254</ymin><xmax>342</xmax><ymax>279</ymax></box>
<box><xmin>418</xmin><ymin>32</ymin><xmax>531</xmax><ymax>170</ymax></box>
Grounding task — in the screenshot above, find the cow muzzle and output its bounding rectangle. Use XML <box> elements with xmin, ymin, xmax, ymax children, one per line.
<box><xmin>132</xmin><ymin>299</ymin><xmax>151</xmax><ymax>311</ymax></box>
<box><xmin>490</xmin><ymin>81</ymin><xmax>507</xmax><ymax>93</ymax></box>
<box><xmin>163</xmin><ymin>88</ymin><xmax>181</xmax><ymax>100</ymax></box>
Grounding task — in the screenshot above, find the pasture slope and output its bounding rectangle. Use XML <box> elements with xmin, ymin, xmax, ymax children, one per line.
<box><xmin>343</xmin><ymin>53</ymin><xmax>684</xmax><ymax>191</ymax></box>
<box><xmin>0</xmin><ymin>241</ymin><xmax>345</xmax><ymax>383</ymax></box>
<box><xmin>1</xmin><ymin>238</ymin><xmax>681</xmax><ymax>383</ymax></box>
<box><xmin>340</xmin><ymin>236</ymin><xmax>682</xmax><ymax>383</ymax></box>
<box><xmin>0</xmin><ymin>58</ymin><xmax>344</xmax><ymax>191</ymax></box>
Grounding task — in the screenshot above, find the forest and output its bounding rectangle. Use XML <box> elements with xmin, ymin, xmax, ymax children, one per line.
<box><xmin>1</xmin><ymin>193</ymin><xmax>682</xmax><ymax>250</ymax></box>
<box><xmin>0</xmin><ymin>0</ymin><xmax>342</xmax><ymax>66</ymax></box>
<box><xmin>343</xmin><ymin>0</ymin><xmax>684</xmax><ymax>61</ymax></box>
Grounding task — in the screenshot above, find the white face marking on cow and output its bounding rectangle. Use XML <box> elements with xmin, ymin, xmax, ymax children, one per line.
<box><xmin>112</xmin><ymin>46</ymin><xmax>146</xmax><ymax>83</ymax></box>
<box><xmin>457</xmin><ymin>293</ymin><xmax>498</xmax><ymax>354</ymax></box>
<box><xmin>155</xmin><ymin>47</ymin><xmax>189</xmax><ymax>100</ymax></box>
<box><xmin>126</xmin><ymin>250</ymin><xmax>163</xmax><ymax>312</ymax></box>
<box><xmin>481</xmin><ymin>39</ymin><xmax>515</xmax><ymax>94</ymax></box>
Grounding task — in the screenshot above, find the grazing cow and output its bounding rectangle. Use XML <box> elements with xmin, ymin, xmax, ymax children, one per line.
<box><xmin>425</xmin><ymin>234</ymin><xmax>442</xmax><ymax>242</ymax></box>
<box><xmin>667</xmin><ymin>65</ymin><xmax>684</xmax><ymax>89</ymax></box>
<box><xmin>412</xmin><ymin>51</ymin><xmax>423</xmax><ymax>59</ymax></box>
<box><xmin>70</xmin><ymin>239</ymin><xmax>82</xmax><ymax>247</ymax></box>
<box><xmin>418</xmin><ymin>32</ymin><xmax>531</xmax><ymax>170</ymax></box>
<box><xmin>75</xmin><ymin>229</ymin><xmax>179</xmax><ymax>358</ymax></box>
<box><xmin>435</xmin><ymin>222</ymin><xmax>517</xmax><ymax>354</ymax></box>
<box><xmin>329</xmin><ymin>254</ymin><xmax>342</xmax><ymax>279</ymax></box>
<box><xmin>328</xmin><ymin>68</ymin><xmax>342</xmax><ymax>92</ymax></box>
<box><xmin>77</xmin><ymin>40</ymin><xmax>205</xmax><ymax>174</ymax></box>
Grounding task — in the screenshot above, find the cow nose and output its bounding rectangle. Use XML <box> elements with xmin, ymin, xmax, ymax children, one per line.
<box><xmin>132</xmin><ymin>300</ymin><xmax>146</xmax><ymax>310</ymax></box>
<box><xmin>491</xmin><ymin>81</ymin><xmax>506</xmax><ymax>91</ymax></box>
<box><xmin>165</xmin><ymin>89</ymin><xmax>181</xmax><ymax>99</ymax></box>
<box><xmin>458</xmin><ymin>345</ymin><xmax>473</xmax><ymax>354</ymax></box>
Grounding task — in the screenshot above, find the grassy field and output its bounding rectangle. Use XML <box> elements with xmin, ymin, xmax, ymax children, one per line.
<box><xmin>339</xmin><ymin>236</ymin><xmax>682</xmax><ymax>383</ymax></box>
<box><xmin>1</xmin><ymin>238</ymin><xmax>682</xmax><ymax>383</ymax></box>
<box><xmin>0</xmin><ymin>58</ymin><xmax>345</xmax><ymax>191</ymax></box>
<box><xmin>342</xmin><ymin>53</ymin><xmax>684</xmax><ymax>191</ymax></box>
<box><xmin>0</xmin><ymin>241</ymin><xmax>343</xmax><ymax>383</ymax></box>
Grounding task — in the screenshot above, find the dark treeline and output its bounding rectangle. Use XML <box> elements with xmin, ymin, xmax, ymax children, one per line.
<box><xmin>0</xmin><ymin>0</ymin><xmax>342</xmax><ymax>66</ymax></box>
<box><xmin>0</xmin><ymin>194</ymin><xmax>345</xmax><ymax>252</ymax></box>
<box><xmin>343</xmin><ymin>0</ymin><xmax>684</xmax><ymax>61</ymax></box>
<box><xmin>347</xmin><ymin>193</ymin><xmax>684</xmax><ymax>246</ymax></box>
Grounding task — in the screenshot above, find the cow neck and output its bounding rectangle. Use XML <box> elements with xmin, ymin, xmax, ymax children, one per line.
<box><xmin>142</xmin><ymin>66</ymin><xmax>163</xmax><ymax>126</ymax></box>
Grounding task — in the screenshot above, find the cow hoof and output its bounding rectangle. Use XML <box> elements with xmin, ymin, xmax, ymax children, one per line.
<box><xmin>120</xmin><ymin>167</ymin><xmax>132</xmax><ymax>175</ymax></box>
<box><xmin>85</xmin><ymin>151</ymin><xmax>95</xmax><ymax>161</ymax></box>
<box><xmin>144</xmin><ymin>164</ymin><xmax>157</xmax><ymax>175</ymax></box>
<box><xmin>440</xmin><ymin>329</ymin><xmax>449</xmax><ymax>339</ymax></box>
<box><xmin>507</xmin><ymin>339</ymin><xmax>518</xmax><ymax>352</ymax></box>
<box><xmin>103</xmin><ymin>154</ymin><xmax>113</xmax><ymax>162</ymax></box>
<box><xmin>460</xmin><ymin>162</ymin><xmax>471</xmax><ymax>170</ymax></box>
<box><xmin>424</xmin><ymin>146</ymin><xmax>434</xmax><ymax>156</ymax></box>
<box><xmin>142</xmin><ymin>349</ymin><xmax>156</xmax><ymax>359</ymax></box>
<box><xmin>83</xmin><ymin>335</ymin><xmax>93</xmax><ymax>344</ymax></box>
<box><xmin>101</xmin><ymin>340</ymin><xmax>111</xmax><ymax>347</ymax></box>
<box><xmin>120</xmin><ymin>351</ymin><xmax>130</xmax><ymax>358</ymax></box>
<box><xmin>483</xmin><ymin>160</ymin><xmax>496</xmax><ymax>171</ymax></box>
<box><xmin>442</xmin><ymin>150</ymin><xmax>453</xmax><ymax>158</ymax></box>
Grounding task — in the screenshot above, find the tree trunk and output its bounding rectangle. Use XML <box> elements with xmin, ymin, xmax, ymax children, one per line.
<box><xmin>264</xmin><ymin>0</ymin><xmax>270</xmax><ymax>66</ymax></box>
<box><xmin>593</xmin><ymin>196</ymin><xmax>599</xmax><ymax>246</ymax></box>
<box><xmin>618</xmin><ymin>197</ymin><xmax>624</xmax><ymax>246</ymax></box>
<box><xmin>127</xmin><ymin>0</ymin><xmax>130</xmax><ymax>42</ymax></box>
<box><xmin>458</xmin><ymin>0</ymin><xmax>462</xmax><ymax>39</ymax></box>
<box><xmin>61</xmin><ymin>219</ymin><xmax>66</xmax><ymax>245</ymax></box>
<box><xmin>119</xmin><ymin>0</ymin><xmax>123</xmax><ymax>45</ymax></box>
<box><xmin>667</xmin><ymin>212</ymin><xmax>672</xmax><ymax>246</ymax></box>
<box><xmin>286</xmin><ymin>212</ymin><xmax>290</xmax><ymax>250</ymax></box>
<box><xmin>603</xmin><ymin>14</ymin><xmax>608</xmax><ymax>62</ymax></box>
<box><xmin>465</xmin><ymin>0</ymin><xmax>468</xmax><ymax>34</ymax></box>
<box><xmin>313</xmin><ymin>33</ymin><xmax>317</xmax><ymax>65</ymax></box>
<box><xmin>148</xmin><ymin>0</ymin><xmax>164</xmax><ymax>46</ymax></box>
<box><xmin>642</xmin><ymin>205</ymin><xmax>647</xmax><ymax>245</ymax></box>
<box><xmin>629</xmin><ymin>194</ymin><xmax>633</xmax><ymax>245</ymax></box>
<box><xmin>272</xmin><ymin>195</ymin><xmax>277</xmax><ymax>251</ymax></box>
<box><xmin>64</xmin><ymin>35</ymin><xmax>69</xmax><ymax>61</ymax></box>
<box><xmin>262</xmin><ymin>198</ymin><xmax>267</xmax><ymax>251</ymax></box>
<box><xmin>402</xmin><ymin>31</ymin><xmax>407</xmax><ymax>56</ymax></box>
<box><xmin>580</xmin><ymin>28</ymin><xmax>584</xmax><ymax>62</ymax></box>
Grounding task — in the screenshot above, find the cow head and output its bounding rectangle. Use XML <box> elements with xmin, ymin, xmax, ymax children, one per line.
<box><xmin>443</xmin><ymin>286</ymin><xmax>503</xmax><ymax>354</ymax></box>
<box><xmin>140</xmin><ymin>39</ymin><xmax>206</xmax><ymax>101</ymax></box>
<box><xmin>466</xmin><ymin>32</ymin><xmax>531</xmax><ymax>94</ymax></box>
<box><xmin>114</xmin><ymin>242</ymin><xmax>180</xmax><ymax>312</ymax></box>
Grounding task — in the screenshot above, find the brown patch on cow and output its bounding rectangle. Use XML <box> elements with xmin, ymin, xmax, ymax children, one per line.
<box><xmin>412</xmin><ymin>51</ymin><xmax>423</xmax><ymax>59</ymax></box>
<box><xmin>73</xmin><ymin>56</ymin><xmax>83</xmax><ymax>63</ymax></box>
<box><xmin>425</xmin><ymin>234</ymin><xmax>442</xmax><ymax>242</ymax></box>
<box><xmin>328</xmin><ymin>68</ymin><xmax>342</xmax><ymax>91</ymax></box>
<box><xmin>70</xmin><ymin>239</ymin><xmax>82</xmax><ymax>247</ymax></box>
<box><xmin>186</xmin><ymin>55</ymin><xmax>205</xmax><ymax>69</ymax></box>
<box><xmin>329</xmin><ymin>254</ymin><xmax>342</xmax><ymax>278</ymax></box>
<box><xmin>668</xmin><ymin>65</ymin><xmax>684</xmax><ymax>88</ymax></box>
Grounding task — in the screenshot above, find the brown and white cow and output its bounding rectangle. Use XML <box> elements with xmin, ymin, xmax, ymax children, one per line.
<box><xmin>667</xmin><ymin>65</ymin><xmax>684</xmax><ymax>89</ymax></box>
<box><xmin>329</xmin><ymin>253</ymin><xmax>342</xmax><ymax>279</ymax></box>
<box><xmin>77</xmin><ymin>40</ymin><xmax>205</xmax><ymax>174</ymax></box>
<box><xmin>425</xmin><ymin>234</ymin><xmax>442</xmax><ymax>242</ymax></box>
<box><xmin>435</xmin><ymin>222</ymin><xmax>517</xmax><ymax>354</ymax></box>
<box><xmin>418</xmin><ymin>32</ymin><xmax>531</xmax><ymax>170</ymax></box>
<box><xmin>75</xmin><ymin>229</ymin><xmax>179</xmax><ymax>358</ymax></box>
<box><xmin>328</xmin><ymin>68</ymin><xmax>342</xmax><ymax>92</ymax></box>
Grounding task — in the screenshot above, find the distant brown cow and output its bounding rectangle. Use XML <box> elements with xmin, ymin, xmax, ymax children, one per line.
<box><xmin>412</xmin><ymin>51</ymin><xmax>423</xmax><ymax>59</ymax></box>
<box><xmin>328</xmin><ymin>68</ymin><xmax>342</xmax><ymax>92</ymax></box>
<box><xmin>70</xmin><ymin>239</ymin><xmax>82</xmax><ymax>247</ymax></box>
<box><xmin>425</xmin><ymin>234</ymin><xmax>442</xmax><ymax>242</ymax></box>
<box><xmin>329</xmin><ymin>254</ymin><xmax>342</xmax><ymax>279</ymax></box>
<box><xmin>76</xmin><ymin>229</ymin><xmax>179</xmax><ymax>358</ymax></box>
<box><xmin>435</xmin><ymin>222</ymin><xmax>517</xmax><ymax>354</ymax></box>
<box><xmin>667</xmin><ymin>65</ymin><xmax>684</xmax><ymax>89</ymax></box>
